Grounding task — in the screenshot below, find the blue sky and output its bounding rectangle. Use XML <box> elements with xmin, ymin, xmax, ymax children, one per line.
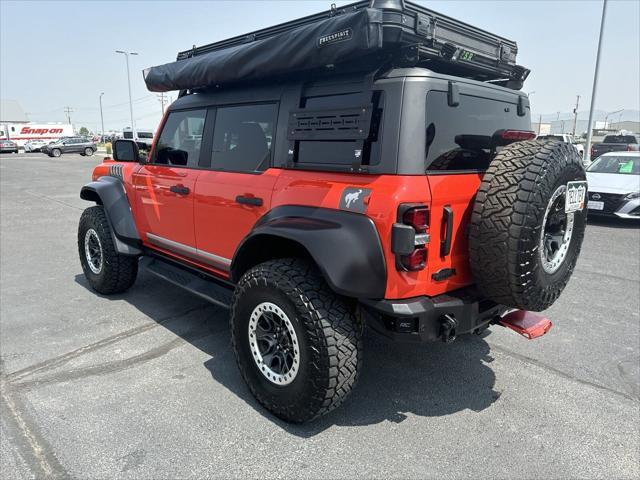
<box><xmin>1</xmin><ymin>0</ymin><xmax>638</xmax><ymax>132</ymax></box>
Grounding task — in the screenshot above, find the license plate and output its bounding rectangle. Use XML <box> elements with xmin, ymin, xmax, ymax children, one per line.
<box><xmin>588</xmin><ymin>200</ymin><xmax>604</xmax><ymax>211</ymax></box>
<box><xmin>565</xmin><ymin>181</ymin><xmax>587</xmax><ymax>213</ymax></box>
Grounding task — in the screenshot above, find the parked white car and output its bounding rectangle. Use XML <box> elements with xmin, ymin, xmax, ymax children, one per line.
<box><xmin>23</xmin><ymin>139</ymin><xmax>49</xmax><ymax>152</ymax></box>
<box><xmin>586</xmin><ymin>152</ymin><xmax>640</xmax><ymax>219</ymax></box>
<box><xmin>537</xmin><ymin>134</ymin><xmax>585</xmax><ymax>158</ymax></box>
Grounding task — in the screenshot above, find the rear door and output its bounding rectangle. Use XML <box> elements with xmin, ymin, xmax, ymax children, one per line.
<box><xmin>132</xmin><ymin>109</ymin><xmax>207</xmax><ymax>254</ymax></box>
<box><xmin>193</xmin><ymin>103</ymin><xmax>280</xmax><ymax>274</ymax></box>
<box><xmin>424</xmin><ymin>87</ymin><xmax>530</xmax><ymax>289</ymax></box>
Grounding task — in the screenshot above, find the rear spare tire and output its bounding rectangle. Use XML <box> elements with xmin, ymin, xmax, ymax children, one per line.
<box><xmin>469</xmin><ymin>140</ymin><xmax>587</xmax><ymax>311</ymax></box>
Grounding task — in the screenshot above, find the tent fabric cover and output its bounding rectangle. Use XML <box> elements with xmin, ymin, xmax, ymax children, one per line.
<box><xmin>143</xmin><ymin>8</ymin><xmax>384</xmax><ymax>92</ymax></box>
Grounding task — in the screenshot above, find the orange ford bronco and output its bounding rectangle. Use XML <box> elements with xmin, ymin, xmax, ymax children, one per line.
<box><xmin>78</xmin><ymin>0</ymin><xmax>587</xmax><ymax>422</ymax></box>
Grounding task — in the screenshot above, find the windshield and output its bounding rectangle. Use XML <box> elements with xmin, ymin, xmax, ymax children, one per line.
<box><xmin>603</xmin><ymin>135</ymin><xmax>637</xmax><ymax>144</ymax></box>
<box><xmin>587</xmin><ymin>155</ymin><xmax>640</xmax><ymax>174</ymax></box>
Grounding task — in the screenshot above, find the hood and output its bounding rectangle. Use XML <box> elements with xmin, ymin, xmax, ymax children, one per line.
<box><xmin>587</xmin><ymin>172</ymin><xmax>640</xmax><ymax>194</ymax></box>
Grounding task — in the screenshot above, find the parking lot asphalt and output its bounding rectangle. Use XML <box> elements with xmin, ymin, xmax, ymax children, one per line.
<box><xmin>1</xmin><ymin>152</ymin><xmax>639</xmax><ymax>479</ymax></box>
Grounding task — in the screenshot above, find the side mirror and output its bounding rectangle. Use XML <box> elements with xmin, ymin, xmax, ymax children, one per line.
<box><xmin>112</xmin><ymin>139</ymin><xmax>139</xmax><ymax>162</ymax></box>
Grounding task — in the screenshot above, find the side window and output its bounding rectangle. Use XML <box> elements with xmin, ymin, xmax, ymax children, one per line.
<box><xmin>153</xmin><ymin>109</ymin><xmax>206</xmax><ymax>167</ymax></box>
<box><xmin>210</xmin><ymin>103</ymin><xmax>277</xmax><ymax>173</ymax></box>
<box><xmin>295</xmin><ymin>91</ymin><xmax>384</xmax><ymax>168</ymax></box>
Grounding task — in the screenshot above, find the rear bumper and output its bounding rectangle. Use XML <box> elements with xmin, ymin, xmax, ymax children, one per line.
<box><xmin>360</xmin><ymin>288</ymin><xmax>506</xmax><ymax>343</ymax></box>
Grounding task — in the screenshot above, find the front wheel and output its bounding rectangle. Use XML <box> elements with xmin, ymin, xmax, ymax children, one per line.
<box><xmin>51</xmin><ymin>148</ymin><xmax>61</xmax><ymax>157</ymax></box>
<box><xmin>77</xmin><ymin>206</ymin><xmax>138</xmax><ymax>294</ymax></box>
<box><xmin>84</xmin><ymin>147</ymin><xmax>94</xmax><ymax>156</ymax></box>
<box><xmin>231</xmin><ymin>258</ymin><xmax>363</xmax><ymax>423</ymax></box>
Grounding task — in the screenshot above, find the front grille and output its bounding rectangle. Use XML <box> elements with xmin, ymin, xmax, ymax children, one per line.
<box><xmin>589</xmin><ymin>192</ymin><xmax>624</xmax><ymax>214</ymax></box>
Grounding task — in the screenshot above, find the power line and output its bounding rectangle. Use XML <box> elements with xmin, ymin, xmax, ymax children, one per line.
<box><xmin>63</xmin><ymin>106</ymin><xmax>73</xmax><ymax>125</ymax></box>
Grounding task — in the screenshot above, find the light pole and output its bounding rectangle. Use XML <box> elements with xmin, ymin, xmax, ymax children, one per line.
<box><xmin>99</xmin><ymin>92</ymin><xmax>105</xmax><ymax>140</ymax></box>
<box><xmin>115</xmin><ymin>50</ymin><xmax>139</xmax><ymax>141</ymax></box>
<box><xmin>584</xmin><ymin>0</ymin><xmax>608</xmax><ymax>163</ymax></box>
<box><xmin>604</xmin><ymin>109</ymin><xmax>623</xmax><ymax>129</ymax></box>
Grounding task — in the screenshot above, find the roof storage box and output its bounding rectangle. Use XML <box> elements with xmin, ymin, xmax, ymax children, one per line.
<box><xmin>143</xmin><ymin>0</ymin><xmax>530</xmax><ymax>93</ymax></box>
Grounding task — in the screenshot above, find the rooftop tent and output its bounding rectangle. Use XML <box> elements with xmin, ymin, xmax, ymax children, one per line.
<box><xmin>143</xmin><ymin>0</ymin><xmax>530</xmax><ymax>93</ymax></box>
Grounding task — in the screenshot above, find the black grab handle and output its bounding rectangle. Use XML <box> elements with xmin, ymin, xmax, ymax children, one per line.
<box><xmin>236</xmin><ymin>195</ymin><xmax>263</xmax><ymax>207</ymax></box>
<box><xmin>440</xmin><ymin>205</ymin><xmax>454</xmax><ymax>257</ymax></box>
<box><xmin>170</xmin><ymin>185</ymin><xmax>190</xmax><ymax>195</ymax></box>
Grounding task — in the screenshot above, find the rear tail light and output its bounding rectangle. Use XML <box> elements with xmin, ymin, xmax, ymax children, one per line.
<box><xmin>403</xmin><ymin>206</ymin><xmax>429</xmax><ymax>233</ymax></box>
<box><xmin>394</xmin><ymin>205</ymin><xmax>430</xmax><ymax>272</ymax></box>
<box><xmin>400</xmin><ymin>247</ymin><xmax>426</xmax><ymax>271</ymax></box>
<box><xmin>500</xmin><ymin>130</ymin><xmax>537</xmax><ymax>141</ymax></box>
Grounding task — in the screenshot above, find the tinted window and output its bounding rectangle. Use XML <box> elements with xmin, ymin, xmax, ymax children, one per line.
<box><xmin>210</xmin><ymin>103</ymin><xmax>277</xmax><ymax>172</ymax></box>
<box><xmin>123</xmin><ymin>131</ymin><xmax>134</xmax><ymax>139</ymax></box>
<box><xmin>295</xmin><ymin>92</ymin><xmax>383</xmax><ymax>168</ymax></box>
<box><xmin>425</xmin><ymin>91</ymin><xmax>530</xmax><ymax>171</ymax></box>
<box><xmin>603</xmin><ymin>135</ymin><xmax>637</xmax><ymax>144</ymax></box>
<box><xmin>153</xmin><ymin>109</ymin><xmax>206</xmax><ymax>167</ymax></box>
<box><xmin>138</xmin><ymin>132</ymin><xmax>153</xmax><ymax>139</ymax></box>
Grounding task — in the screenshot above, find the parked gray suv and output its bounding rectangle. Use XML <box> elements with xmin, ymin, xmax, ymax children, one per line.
<box><xmin>43</xmin><ymin>137</ymin><xmax>97</xmax><ymax>157</ymax></box>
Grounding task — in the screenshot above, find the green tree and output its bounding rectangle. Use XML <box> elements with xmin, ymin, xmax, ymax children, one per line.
<box><xmin>78</xmin><ymin>126</ymin><xmax>89</xmax><ymax>136</ymax></box>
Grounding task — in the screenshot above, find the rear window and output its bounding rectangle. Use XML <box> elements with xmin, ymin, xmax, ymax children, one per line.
<box><xmin>123</xmin><ymin>131</ymin><xmax>133</xmax><ymax>139</ymax></box>
<box><xmin>425</xmin><ymin>91</ymin><xmax>530</xmax><ymax>172</ymax></box>
<box><xmin>603</xmin><ymin>135</ymin><xmax>637</xmax><ymax>144</ymax></box>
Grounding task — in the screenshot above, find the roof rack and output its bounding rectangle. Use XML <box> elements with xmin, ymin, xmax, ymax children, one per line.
<box><xmin>143</xmin><ymin>0</ymin><xmax>529</xmax><ymax>93</ymax></box>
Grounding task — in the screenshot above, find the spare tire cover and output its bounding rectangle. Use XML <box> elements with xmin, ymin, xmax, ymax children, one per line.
<box><xmin>469</xmin><ymin>140</ymin><xmax>587</xmax><ymax>311</ymax></box>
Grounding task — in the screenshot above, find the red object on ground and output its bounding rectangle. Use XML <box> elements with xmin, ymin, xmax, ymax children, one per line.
<box><xmin>499</xmin><ymin>310</ymin><xmax>553</xmax><ymax>339</ymax></box>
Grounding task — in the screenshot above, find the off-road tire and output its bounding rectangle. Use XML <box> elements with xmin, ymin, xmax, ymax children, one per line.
<box><xmin>231</xmin><ymin>258</ymin><xmax>363</xmax><ymax>423</ymax></box>
<box><xmin>469</xmin><ymin>140</ymin><xmax>587</xmax><ymax>311</ymax></box>
<box><xmin>77</xmin><ymin>206</ymin><xmax>138</xmax><ymax>294</ymax></box>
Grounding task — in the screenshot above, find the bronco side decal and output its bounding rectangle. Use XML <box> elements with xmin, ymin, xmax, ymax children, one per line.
<box><xmin>339</xmin><ymin>187</ymin><xmax>371</xmax><ymax>213</ymax></box>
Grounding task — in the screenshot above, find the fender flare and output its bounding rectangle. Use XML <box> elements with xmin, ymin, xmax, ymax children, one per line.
<box><xmin>231</xmin><ymin>206</ymin><xmax>387</xmax><ymax>299</ymax></box>
<box><xmin>80</xmin><ymin>176</ymin><xmax>141</xmax><ymax>256</ymax></box>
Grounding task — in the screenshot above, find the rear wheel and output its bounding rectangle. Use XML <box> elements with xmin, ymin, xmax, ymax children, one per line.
<box><xmin>77</xmin><ymin>206</ymin><xmax>138</xmax><ymax>294</ymax></box>
<box><xmin>231</xmin><ymin>258</ymin><xmax>363</xmax><ymax>423</ymax></box>
<box><xmin>469</xmin><ymin>140</ymin><xmax>587</xmax><ymax>311</ymax></box>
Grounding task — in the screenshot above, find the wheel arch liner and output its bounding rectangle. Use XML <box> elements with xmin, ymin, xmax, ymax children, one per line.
<box><xmin>232</xmin><ymin>205</ymin><xmax>387</xmax><ymax>299</ymax></box>
<box><xmin>80</xmin><ymin>176</ymin><xmax>141</xmax><ymax>255</ymax></box>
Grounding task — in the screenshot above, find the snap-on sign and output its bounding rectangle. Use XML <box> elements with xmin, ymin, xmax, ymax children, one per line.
<box><xmin>20</xmin><ymin>127</ymin><xmax>64</xmax><ymax>135</ymax></box>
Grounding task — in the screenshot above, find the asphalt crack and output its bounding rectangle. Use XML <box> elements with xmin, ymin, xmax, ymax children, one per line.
<box><xmin>1</xmin><ymin>376</ymin><xmax>69</xmax><ymax>478</ymax></box>
<box><xmin>490</xmin><ymin>343</ymin><xmax>639</xmax><ymax>403</ymax></box>
<box><xmin>4</xmin><ymin>304</ymin><xmax>211</xmax><ymax>383</ymax></box>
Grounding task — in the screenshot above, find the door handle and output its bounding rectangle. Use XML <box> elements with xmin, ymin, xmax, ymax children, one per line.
<box><xmin>235</xmin><ymin>195</ymin><xmax>263</xmax><ymax>207</ymax></box>
<box><xmin>170</xmin><ymin>185</ymin><xmax>190</xmax><ymax>195</ymax></box>
<box><xmin>440</xmin><ymin>205</ymin><xmax>454</xmax><ymax>257</ymax></box>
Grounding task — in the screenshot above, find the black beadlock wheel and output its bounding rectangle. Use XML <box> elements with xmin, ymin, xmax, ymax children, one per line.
<box><xmin>469</xmin><ymin>140</ymin><xmax>587</xmax><ymax>311</ymax></box>
<box><xmin>77</xmin><ymin>206</ymin><xmax>138</xmax><ymax>294</ymax></box>
<box><xmin>231</xmin><ymin>258</ymin><xmax>363</xmax><ymax>423</ymax></box>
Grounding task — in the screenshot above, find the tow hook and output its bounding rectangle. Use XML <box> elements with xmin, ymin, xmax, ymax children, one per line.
<box><xmin>440</xmin><ymin>314</ymin><xmax>458</xmax><ymax>343</ymax></box>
